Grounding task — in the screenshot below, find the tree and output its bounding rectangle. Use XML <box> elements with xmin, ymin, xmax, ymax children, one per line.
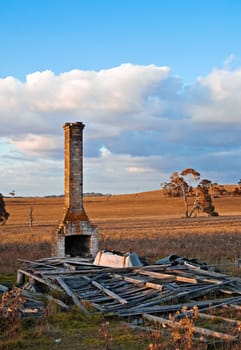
<box><xmin>180</xmin><ymin>168</ymin><xmax>200</xmax><ymax>187</ymax></box>
<box><xmin>161</xmin><ymin>180</ymin><xmax>183</xmax><ymax>198</ymax></box>
<box><xmin>190</xmin><ymin>179</ymin><xmax>219</xmax><ymax>216</ymax></box>
<box><xmin>170</xmin><ymin>171</ymin><xmax>189</xmax><ymax>217</ymax></box>
<box><xmin>210</xmin><ymin>183</ymin><xmax>227</xmax><ymax>197</ymax></box>
<box><xmin>168</xmin><ymin>169</ymin><xmax>200</xmax><ymax>218</ymax></box>
<box><xmin>162</xmin><ymin>169</ymin><xmax>218</xmax><ymax>218</ymax></box>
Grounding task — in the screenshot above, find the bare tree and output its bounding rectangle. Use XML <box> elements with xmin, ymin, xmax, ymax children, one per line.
<box><xmin>168</xmin><ymin>169</ymin><xmax>200</xmax><ymax>218</ymax></box>
<box><xmin>163</xmin><ymin>169</ymin><xmax>218</xmax><ymax>218</ymax></box>
<box><xmin>180</xmin><ymin>168</ymin><xmax>200</xmax><ymax>189</ymax></box>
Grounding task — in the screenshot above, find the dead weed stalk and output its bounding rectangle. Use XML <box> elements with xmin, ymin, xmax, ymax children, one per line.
<box><xmin>0</xmin><ymin>286</ymin><xmax>26</xmax><ymax>337</ymax></box>
<box><xmin>170</xmin><ymin>306</ymin><xmax>199</xmax><ymax>350</ymax></box>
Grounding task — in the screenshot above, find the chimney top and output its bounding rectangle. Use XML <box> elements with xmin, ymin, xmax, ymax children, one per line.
<box><xmin>63</xmin><ymin>122</ymin><xmax>85</xmax><ymax>129</ymax></box>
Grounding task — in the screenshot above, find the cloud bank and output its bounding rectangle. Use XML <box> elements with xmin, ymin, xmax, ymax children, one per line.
<box><xmin>0</xmin><ymin>63</ymin><xmax>240</xmax><ymax>196</ymax></box>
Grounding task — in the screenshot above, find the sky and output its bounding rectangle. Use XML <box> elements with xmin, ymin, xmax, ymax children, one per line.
<box><xmin>0</xmin><ymin>0</ymin><xmax>241</xmax><ymax>196</ymax></box>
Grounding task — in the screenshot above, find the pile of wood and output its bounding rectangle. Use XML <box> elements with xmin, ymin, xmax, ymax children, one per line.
<box><xmin>3</xmin><ymin>257</ymin><xmax>241</xmax><ymax>344</ymax></box>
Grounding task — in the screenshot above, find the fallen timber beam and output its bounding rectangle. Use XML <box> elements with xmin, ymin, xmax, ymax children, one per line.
<box><xmin>138</xmin><ymin>264</ymin><xmax>172</xmax><ymax>271</ymax></box>
<box><xmin>118</xmin><ymin>290</ymin><xmax>160</xmax><ymax>305</ymax></box>
<box><xmin>227</xmin><ymin>304</ymin><xmax>241</xmax><ymax>310</ymax></box>
<box><xmin>17</xmin><ymin>269</ymin><xmax>62</xmax><ymax>291</ymax></box>
<box><xmin>45</xmin><ymin>295</ymin><xmax>70</xmax><ymax>310</ymax></box>
<box><xmin>117</xmin><ymin>295</ymin><xmax>241</xmax><ymax>317</ymax></box>
<box><xmin>17</xmin><ymin>258</ymin><xmax>64</xmax><ymax>270</ymax></box>
<box><xmin>134</xmin><ymin>269</ymin><xmax>175</xmax><ymax>281</ymax></box>
<box><xmin>91</xmin><ymin>280</ymin><xmax>128</xmax><ymax>305</ymax></box>
<box><xmin>158</xmin><ymin>279</ymin><xmax>236</xmax><ymax>304</ymax></box>
<box><xmin>55</xmin><ymin>277</ymin><xmax>90</xmax><ymax>316</ymax></box>
<box><xmin>174</xmin><ymin>295</ymin><xmax>241</xmax><ymax>322</ymax></box>
<box><xmin>219</xmin><ymin>288</ymin><xmax>241</xmax><ymax>295</ymax></box>
<box><xmin>112</xmin><ymin>273</ymin><xmax>163</xmax><ymax>291</ymax></box>
<box><xmin>134</xmin><ymin>268</ymin><xmax>198</xmax><ymax>284</ymax></box>
<box><xmin>21</xmin><ymin>289</ymin><xmax>69</xmax><ymax>310</ymax></box>
<box><xmin>44</xmin><ymin>266</ymin><xmax>134</xmax><ymax>275</ymax></box>
<box><xmin>123</xmin><ymin>322</ymin><xmax>210</xmax><ymax>344</ymax></box>
<box><xmin>198</xmin><ymin>312</ymin><xmax>241</xmax><ymax>326</ymax></box>
<box><xmin>82</xmin><ymin>275</ymin><xmax>128</xmax><ymax>305</ymax></box>
<box><xmin>183</xmin><ymin>262</ymin><xmax>229</xmax><ymax>278</ymax></box>
<box><xmin>166</xmin><ymin>268</ymin><xmax>227</xmax><ymax>285</ymax></box>
<box><xmin>142</xmin><ymin>313</ymin><xmax>237</xmax><ymax>342</ymax></box>
<box><xmin>175</xmin><ymin>275</ymin><xmax>197</xmax><ymax>284</ymax></box>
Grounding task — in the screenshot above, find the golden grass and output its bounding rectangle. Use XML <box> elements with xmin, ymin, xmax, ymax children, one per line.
<box><xmin>0</xmin><ymin>191</ymin><xmax>241</xmax><ymax>273</ymax></box>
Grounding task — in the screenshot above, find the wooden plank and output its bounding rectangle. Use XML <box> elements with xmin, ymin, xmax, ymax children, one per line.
<box><xmin>142</xmin><ymin>264</ymin><xmax>172</xmax><ymax>270</ymax></box>
<box><xmin>198</xmin><ymin>312</ymin><xmax>241</xmax><ymax>326</ymax></box>
<box><xmin>120</xmin><ymin>290</ymin><xmax>159</xmax><ymax>304</ymax></box>
<box><xmin>195</xmin><ymin>296</ymin><xmax>241</xmax><ymax>315</ymax></box>
<box><xmin>113</xmin><ymin>273</ymin><xmax>163</xmax><ymax>291</ymax></box>
<box><xmin>144</xmin><ymin>282</ymin><xmax>163</xmax><ymax>291</ymax></box>
<box><xmin>81</xmin><ymin>274</ymin><xmax>130</xmax><ymax>304</ymax></box>
<box><xmin>113</xmin><ymin>274</ymin><xmax>144</xmax><ymax>286</ymax></box>
<box><xmin>0</xmin><ymin>284</ymin><xmax>8</xmax><ymax>292</ymax></box>
<box><xmin>160</xmin><ymin>279</ymin><xmax>235</xmax><ymax>304</ymax></box>
<box><xmin>18</xmin><ymin>269</ymin><xmax>62</xmax><ymax>291</ymax></box>
<box><xmin>135</xmin><ymin>269</ymin><xmax>175</xmax><ymax>281</ymax></box>
<box><xmin>17</xmin><ymin>258</ymin><xmax>64</xmax><ymax>270</ymax></box>
<box><xmin>143</xmin><ymin>313</ymin><xmax>237</xmax><ymax>342</ymax></box>
<box><xmin>117</xmin><ymin>295</ymin><xmax>241</xmax><ymax>317</ymax></box>
<box><xmin>20</xmin><ymin>289</ymin><xmax>69</xmax><ymax>310</ymax></box>
<box><xmin>91</xmin><ymin>280</ymin><xmax>128</xmax><ymax>305</ymax></box>
<box><xmin>228</xmin><ymin>304</ymin><xmax>241</xmax><ymax>310</ymax></box>
<box><xmin>175</xmin><ymin>275</ymin><xmax>197</xmax><ymax>284</ymax></box>
<box><xmin>45</xmin><ymin>294</ymin><xmax>70</xmax><ymax>310</ymax></box>
<box><xmin>123</xmin><ymin>322</ymin><xmax>209</xmax><ymax>344</ymax></box>
<box><xmin>56</xmin><ymin>277</ymin><xmax>90</xmax><ymax>316</ymax></box>
<box><xmin>183</xmin><ymin>262</ymin><xmax>228</xmax><ymax>278</ymax></box>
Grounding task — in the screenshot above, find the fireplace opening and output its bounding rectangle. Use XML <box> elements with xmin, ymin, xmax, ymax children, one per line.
<box><xmin>65</xmin><ymin>235</ymin><xmax>91</xmax><ymax>257</ymax></box>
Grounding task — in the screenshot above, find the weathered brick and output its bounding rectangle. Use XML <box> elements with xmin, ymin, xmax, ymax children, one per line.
<box><xmin>53</xmin><ymin>122</ymin><xmax>98</xmax><ymax>258</ymax></box>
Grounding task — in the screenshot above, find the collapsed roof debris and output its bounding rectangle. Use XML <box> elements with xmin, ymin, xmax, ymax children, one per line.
<box><xmin>1</xmin><ymin>254</ymin><xmax>241</xmax><ymax>345</ymax></box>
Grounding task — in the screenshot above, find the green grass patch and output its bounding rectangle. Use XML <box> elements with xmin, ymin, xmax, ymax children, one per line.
<box><xmin>0</xmin><ymin>273</ymin><xmax>16</xmax><ymax>285</ymax></box>
<box><xmin>0</xmin><ymin>301</ymin><xmax>153</xmax><ymax>350</ymax></box>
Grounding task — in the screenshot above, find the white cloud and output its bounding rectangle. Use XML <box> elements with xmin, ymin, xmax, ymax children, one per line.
<box><xmin>188</xmin><ymin>67</ymin><xmax>241</xmax><ymax>123</ymax></box>
<box><xmin>99</xmin><ymin>145</ymin><xmax>112</xmax><ymax>158</ymax></box>
<box><xmin>84</xmin><ymin>150</ymin><xmax>166</xmax><ymax>194</ymax></box>
<box><xmin>127</xmin><ymin>166</ymin><xmax>152</xmax><ymax>174</ymax></box>
<box><xmin>9</xmin><ymin>134</ymin><xmax>62</xmax><ymax>157</ymax></box>
<box><xmin>0</xmin><ymin>63</ymin><xmax>241</xmax><ymax>195</ymax></box>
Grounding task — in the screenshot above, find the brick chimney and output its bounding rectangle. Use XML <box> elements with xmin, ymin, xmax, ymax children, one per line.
<box><xmin>53</xmin><ymin>122</ymin><xmax>98</xmax><ymax>258</ymax></box>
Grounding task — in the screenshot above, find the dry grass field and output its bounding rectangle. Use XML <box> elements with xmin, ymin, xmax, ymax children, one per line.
<box><xmin>1</xmin><ymin>191</ymin><xmax>241</xmax><ymax>350</ymax></box>
<box><xmin>0</xmin><ymin>190</ymin><xmax>241</xmax><ymax>274</ymax></box>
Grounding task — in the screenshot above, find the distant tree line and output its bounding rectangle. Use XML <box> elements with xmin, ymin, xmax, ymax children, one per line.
<box><xmin>161</xmin><ymin>174</ymin><xmax>241</xmax><ymax>199</ymax></box>
<box><xmin>161</xmin><ymin>171</ymin><xmax>241</xmax><ymax>218</ymax></box>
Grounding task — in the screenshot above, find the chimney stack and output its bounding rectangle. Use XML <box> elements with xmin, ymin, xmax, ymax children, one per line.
<box><xmin>63</xmin><ymin>122</ymin><xmax>88</xmax><ymax>220</ymax></box>
<box><xmin>53</xmin><ymin>122</ymin><xmax>98</xmax><ymax>258</ymax></box>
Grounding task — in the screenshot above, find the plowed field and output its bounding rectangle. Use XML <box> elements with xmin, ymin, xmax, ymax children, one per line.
<box><xmin>0</xmin><ymin>191</ymin><xmax>241</xmax><ymax>273</ymax></box>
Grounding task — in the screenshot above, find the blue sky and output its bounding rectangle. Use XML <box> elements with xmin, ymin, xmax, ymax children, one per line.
<box><xmin>0</xmin><ymin>0</ymin><xmax>241</xmax><ymax>196</ymax></box>
<box><xmin>1</xmin><ymin>1</ymin><xmax>241</xmax><ymax>81</ymax></box>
